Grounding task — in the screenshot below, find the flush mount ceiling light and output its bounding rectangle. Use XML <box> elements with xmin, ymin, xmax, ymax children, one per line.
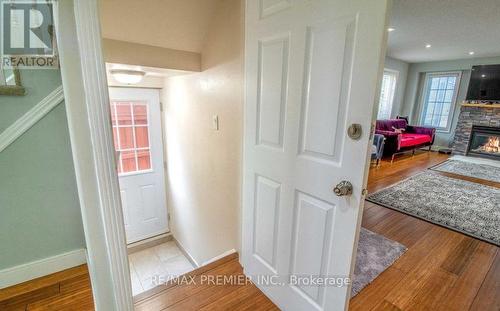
<box><xmin>387</xmin><ymin>27</ymin><xmax>395</xmax><ymax>32</ymax></box>
<box><xmin>110</xmin><ymin>69</ymin><xmax>146</xmax><ymax>84</ymax></box>
<box><xmin>469</xmin><ymin>51</ymin><xmax>475</xmax><ymax>55</ymax></box>
<box><xmin>425</xmin><ymin>44</ymin><xmax>432</xmax><ymax>48</ymax></box>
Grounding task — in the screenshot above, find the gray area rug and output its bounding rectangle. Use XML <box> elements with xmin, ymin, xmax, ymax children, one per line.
<box><xmin>430</xmin><ymin>159</ymin><xmax>500</xmax><ymax>183</ymax></box>
<box><xmin>367</xmin><ymin>171</ymin><xmax>500</xmax><ymax>246</ymax></box>
<box><xmin>351</xmin><ymin>228</ymin><xmax>407</xmax><ymax>297</ymax></box>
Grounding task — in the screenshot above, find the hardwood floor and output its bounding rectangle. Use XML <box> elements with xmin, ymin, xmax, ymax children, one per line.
<box><xmin>350</xmin><ymin>151</ymin><xmax>499</xmax><ymax>311</ymax></box>
<box><xmin>0</xmin><ymin>265</ymin><xmax>94</xmax><ymax>311</ymax></box>
<box><xmin>1</xmin><ymin>151</ymin><xmax>498</xmax><ymax>310</ymax></box>
<box><xmin>133</xmin><ymin>253</ymin><xmax>278</xmax><ymax>311</ymax></box>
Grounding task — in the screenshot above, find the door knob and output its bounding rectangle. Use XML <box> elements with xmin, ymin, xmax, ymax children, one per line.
<box><xmin>333</xmin><ymin>181</ymin><xmax>353</xmax><ymax>196</ymax></box>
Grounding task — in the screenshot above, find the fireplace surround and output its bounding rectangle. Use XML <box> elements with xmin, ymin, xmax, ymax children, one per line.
<box><xmin>452</xmin><ymin>105</ymin><xmax>500</xmax><ymax>156</ymax></box>
<box><xmin>466</xmin><ymin>125</ymin><xmax>500</xmax><ymax>160</ymax></box>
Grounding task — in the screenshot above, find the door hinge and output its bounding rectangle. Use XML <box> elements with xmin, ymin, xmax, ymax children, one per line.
<box><xmin>167</xmin><ymin>213</ymin><xmax>171</xmax><ymax>221</ymax></box>
<box><xmin>160</xmin><ymin>102</ymin><xmax>163</xmax><ymax>112</ymax></box>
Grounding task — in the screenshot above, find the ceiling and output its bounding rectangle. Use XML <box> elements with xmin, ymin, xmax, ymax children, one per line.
<box><xmin>387</xmin><ymin>0</ymin><xmax>500</xmax><ymax>63</ymax></box>
<box><xmin>99</xmin><ymin>0</ymin><xmax>220</xmax><ymax>53</ymax></box>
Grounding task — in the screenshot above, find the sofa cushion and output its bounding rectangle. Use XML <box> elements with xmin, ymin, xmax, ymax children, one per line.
<box><xmin>400</xmin><ymin>133</ymin><xmax>432</xmax><ymax>148</ymax></box>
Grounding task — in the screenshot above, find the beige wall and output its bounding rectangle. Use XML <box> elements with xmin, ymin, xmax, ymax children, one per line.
<box><xmin>102</xmin><ymin>39</ymin><xmax>201</xmax><ymax>72</ymax></box>
<box><xmin>162</xmin><ymin>0</ymin><xmax>243</xmax><ymax>265</ymax></box>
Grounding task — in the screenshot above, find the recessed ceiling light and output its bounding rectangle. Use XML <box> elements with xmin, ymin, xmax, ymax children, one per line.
<box><xmin>469</xmin><ymin>51</ymin><xmax>475</xmax><ymax>55</ymax></box>
<box><xmin>481</xmin><ymin>74</ymin><xmax>487</xmax><ymax>78</ymax></box>
<box><xmin>425</xmin><ymin>44</ymin><xmax>432</xmax><ymax>48</ymax></box>
<box><xmin>387</xmin><ymin>27</ymin><xmax>395</xmax><ymax>32</ymax></box>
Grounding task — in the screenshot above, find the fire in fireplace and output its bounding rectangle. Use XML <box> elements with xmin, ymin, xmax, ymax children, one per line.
<box><xmin>467</xmin><ymin>125</ymin><xmax>500</xmax><ymax>160</ymax></box>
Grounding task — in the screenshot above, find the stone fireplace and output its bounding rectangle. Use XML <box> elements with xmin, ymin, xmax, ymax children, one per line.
<box><xmin>452</xmin><ymin>105</ymin><xmax>500</xmax><ymax>157</ymax></box>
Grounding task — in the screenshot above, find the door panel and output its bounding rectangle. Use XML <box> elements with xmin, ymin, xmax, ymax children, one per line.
<box><xmin>257</xmin><ymin>35</ymin><xmax>289</xmax><ymax>148</ymax></box>
<box><xmin>109</xmin><ymin>87</ymin><xmax>169</xmax><ymax>244</ymax></box>
<box><xmin>299</xmin><ymin>18</ymin><xmax>355</xmax><ymax>161</ymax></box>
<box><xmin>290</xmin><ymin>191</ymin><xmax>334</xmax><ymax>303</ymax></box>
<box><xmin>254</xmin><ymin>175</ymin><xmax>281</xmax><ymax>272</ymax></box>
<box><xmin>243</xmin><ymin>0</ymin><xmax>389</xmax><ymax>310</ymax></box>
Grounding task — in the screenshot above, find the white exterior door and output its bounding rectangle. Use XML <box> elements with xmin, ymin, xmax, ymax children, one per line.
<box><xmin>242</xmin><ymin>0</ymin><xmax>389</xmax><ymax>310</ymax></box>
<box><xmin>109</xmin><ymin>87</ymin><xmax>169</xmax><ymax>244</ymax></box>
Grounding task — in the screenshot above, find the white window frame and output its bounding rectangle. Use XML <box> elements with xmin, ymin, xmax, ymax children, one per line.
<box><xmin>418</xmin><ymin>71</ymin><xmax>462</xmax><ymax>133</ymax></box>
<box><xmin>377</xmin><ymin>69</ymin><xmax>398</xmax><ymax>120</ymax></box>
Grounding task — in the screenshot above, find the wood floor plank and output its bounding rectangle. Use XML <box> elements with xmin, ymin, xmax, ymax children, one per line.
<box><xmin>440</xmin><ymin>237</ymin><xmax>480</xmax><ymax>275</ymax></box>
<box><xmin>199</xmin><ymin>283</ymin><xmax>260</xmax><ymax>310</ymax></box>
<box><xmin>0</xmin><ymin>283</ymin><xmax>60</xmax><ymax>311</ymax></box>
<box><xmin>469</xmin><ymin>250</ymin><xmax>500</xmax><ymax>311</ymax></box>
<box><xmin>383</xmin><ymin>230</ymin><xmax>463</xmax><ymax>309</ymax></box>
<box><xmin>349</xmin><ymin>267</ymin><xmax>406</xmax><ymax>311</ymax></box>
<box><xmin>437</xmin><ymin>242</ymin><xmax>498</xmax><ymax>311</ymax></box>
<box><xmin>232</xmin><ymin>291</ymin><xmax>280</xmax><ymax>311</ymax></box>
<box><xmin>135</xmin><ymin>259</ymin><xmax>242</xmax><ymax>311</ymax></box>
<box><xmin>0</xmin><ymin>264</ymin><xmax>88</xmax><ymax>302</ymax></box>
<box><xmin>370</xmin><ymin>300</ymin><xmax>402</xmax><ymax>311</ymax></box>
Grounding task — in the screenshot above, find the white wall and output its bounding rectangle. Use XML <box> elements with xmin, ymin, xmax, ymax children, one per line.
<box><xmin>161</xmin><ymin>0</ymin><xmax>243</xmax><ymax>265</ymax></box>
<box><xmin>401</xmin><ymin>56</ymin><xmax>500</xmax><ymax>147</ymax></box>
<box><xmin>384</xmin><ymin>56</ymin><xmax>409</xmax><ymax>118</ymax></box>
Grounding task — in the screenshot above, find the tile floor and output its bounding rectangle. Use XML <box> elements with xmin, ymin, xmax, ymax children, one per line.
<box><xmin>128</xmin><ymin>241</ymin><xmax>195</xmax><ymax>296</ymax></box>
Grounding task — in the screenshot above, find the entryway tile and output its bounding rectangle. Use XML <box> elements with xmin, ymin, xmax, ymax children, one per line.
<box><xmin>128</xmin><ymin>241</ymin><xmax>195</xmax><ymax>296</ymax></box>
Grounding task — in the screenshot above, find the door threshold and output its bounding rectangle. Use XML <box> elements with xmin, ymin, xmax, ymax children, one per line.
<box><xmin>127</xmin><ymin>232</ymin><xmax>173</xmax><ymax>255</ymax></box>
<box><xmin>132</xmin><ymin>252</ymin><xmax>239</xmax><ymax>304</ymax></box>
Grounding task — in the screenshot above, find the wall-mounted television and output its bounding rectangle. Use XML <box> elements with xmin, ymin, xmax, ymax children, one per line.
<box><xmin>466</xmin><ymin>64</ymin><xmax>500</xmax><ymax>101</ymax></box>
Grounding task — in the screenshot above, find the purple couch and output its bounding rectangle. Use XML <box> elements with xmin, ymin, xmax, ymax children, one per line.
<box><xmin>375</xmin><ymin>119</ymin><xmax>436</xmax><ymax>161</ymax></box>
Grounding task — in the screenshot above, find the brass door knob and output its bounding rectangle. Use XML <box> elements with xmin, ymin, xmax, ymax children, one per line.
<box><xmin>333</xmin><ymin>181</ymin><xmax>353</xmax><ymax>196</ymax></box>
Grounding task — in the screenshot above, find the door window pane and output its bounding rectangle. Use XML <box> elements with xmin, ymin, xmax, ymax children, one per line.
<box><xmin>110</xmin><ymin>101</ymin><xmax>152</xmax><ymax>175</ymax></box>
<box><xmin>137</xmin><ymin>149</ymin><xmax>151</xmax><ymax>171</ymax></box>
<box><xmin>116</xmin><ymin>103</ymin><xmax>132</xmax><ymax>125</ymax></box>
<box><xmin>119</xmin><ymin>127</ymin><xmax>134</xmax><ymax>149</ymax></box>
<box><xmin>121</xmin><ymin>151</ymin><xmax>137</xmax><ymax>173</ymax></box>
<box><xmin>133</xmin><ymin>104</ymin><xmax>148</xmax><ymax>125</ymax></box>
<box><xmin>135</xmin><ymin>127</ymin><xmax>149</xmax><ymax>148</ymax></box>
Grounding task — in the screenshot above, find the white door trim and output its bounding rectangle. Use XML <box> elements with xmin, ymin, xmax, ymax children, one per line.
<box><xmin>55</xmin><ymin>0</ymin><xmax>133</xmax><ymax>310</ymax></box>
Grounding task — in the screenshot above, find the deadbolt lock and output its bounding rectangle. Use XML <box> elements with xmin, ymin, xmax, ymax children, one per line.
<box><xmin>347</xmin><ymin>124</ymin><xmax>362</xmax><ymax>140</ymax></box>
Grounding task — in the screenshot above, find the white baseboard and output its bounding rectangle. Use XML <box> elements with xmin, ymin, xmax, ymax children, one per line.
<box><xmin>173</xmin><ymin>238</ymin><xmax>200</xmax><ymax>268</ymax></box>
<box><xmin>0</xmin><ymin>248</ymin><xmax>87</xmax><ymax>289</ymax></box>
<box><xmin>200</xmin><ymin>249</ymin><xmax>237</xmax><ymax>267</ymax></box>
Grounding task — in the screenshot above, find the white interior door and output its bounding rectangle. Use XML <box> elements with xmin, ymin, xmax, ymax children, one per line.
<box><xmin>109</xmin><ymin>87</ymin><xmax>169</xmax><ymax>244</ymax></box>
<box><xmin>242</xmin><ymin>0</ymin><xmax>389</xmax><ymax>310</ymax></box>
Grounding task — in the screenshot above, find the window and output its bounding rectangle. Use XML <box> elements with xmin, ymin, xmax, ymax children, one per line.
<box><xmin>110</xmin><ymin>101</ymin><xmax>152</xmax><ymax>175</ymax></box>
<box><xmin>420</xmin><ymin>72</ymin><xmax>461</xmax><ymax>132</ymax></box>
<box><xmin>377</xmin><ymin>70</ymin><xmax>398</xmax><ymax>120</ymax></box>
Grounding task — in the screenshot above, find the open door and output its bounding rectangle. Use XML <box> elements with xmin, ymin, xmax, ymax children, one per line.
<box><xmin>242</xmin><ymin>0</ymin><xmax>389</xmax><ymax>310</ymax></box>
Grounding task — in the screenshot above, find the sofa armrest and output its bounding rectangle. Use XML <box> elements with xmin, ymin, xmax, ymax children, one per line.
<box><xmin>375</xmin><ymin>130</ymin><xmax>401</xmax><ymax>154</ymax></box>
<box><xmin>406</xmin><ymin>126</ymin><xmax>436</xmax><ymax>143</ymax></box>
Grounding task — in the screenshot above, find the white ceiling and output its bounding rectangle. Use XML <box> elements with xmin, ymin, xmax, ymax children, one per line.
<box><xmin>99</xmin><ymin>0</ymin><xmax>220</xmax><ymax>53</ymax></box>
<box><xmin>387</xmin><ymin>0</ymin><xmax>500</xmax><ymax>63</ymax></box>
